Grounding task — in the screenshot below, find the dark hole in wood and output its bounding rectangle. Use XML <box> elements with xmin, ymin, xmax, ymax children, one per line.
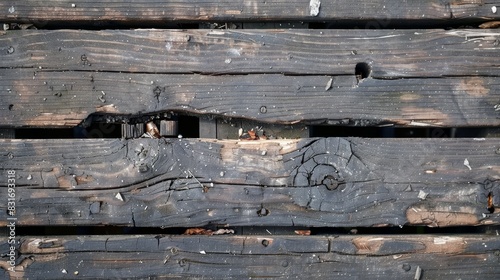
<box><xmin>33</xmin><ymin>21</ymin><xmax>200</xmax><ymax>30</ymax></box>
<box><xmin>257</xmin><ymin>207</ymin><xmax>270</xmax><ymax>217</ymax></box>
<box><xmin>177</xmin><ymin>115</ymin><xmax>199</xmax><ymax>138</ymax></box>
<box><xmin>355</xmin><ymin>62</ymin><xmax>371</xmax><ymax>80</ymax></box>
<box><xmin>8</xmin><ymin>104</ymin><xmax>13</xmax><ymax>111</ymax></box>
<box><xmin>14</xmin><ymin>128</ymin><xmax>76</xmax><ymax>139</ymax></box>
<box><xmin>9</xmin><ymin>115</ymin><xmax>199</xmax><ymax>139</ymax></box>
<box><xmin>308</xmin><ymin>20</ymin><xmax>486</xmax><ymax>29</ymax></box>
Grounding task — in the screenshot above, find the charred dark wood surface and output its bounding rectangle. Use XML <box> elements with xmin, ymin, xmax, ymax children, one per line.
<box><xmin>1</xmin><ymin>234</ymin><xmax>500</xmax><ymax>279</ymax></box>
<box><xmin>1</xmin><ymin>29</ymin><xmax>500</xmax><ymax>76</ymax></box>
<box><xmin>1</xmin><ymin>0</ymin><xmax>499</xmax><ymax>24</ymax></box>
<box><xmin>1</xmin><ymin>4</ymin><xmax>500</xmax><ymax>279</ymax></box>
<box><xmin>1</xmin><ymin>29</ymin><xmax>499</xmax><ymax>127</ymax></box>
<box><xmin>1</xmin><ymin>138</ymin><xmax>498</xmax><ymax>227</ymax></box>
<box><xmin>1</xmin><ymin>69</ymin><xmax>499</xmax><ymax>127</ymax></box>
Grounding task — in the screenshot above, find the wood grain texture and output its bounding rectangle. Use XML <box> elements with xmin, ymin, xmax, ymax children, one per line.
<box><xmin>1</xmin><ymin>138</ymin><xmax>499</xmax><ymax>227</ymax></box>
<box><xmin>1</xmin><ymin>29</ymin><xmax>500</xmax><ymax>77</ymax></box>
<box><xmin>1</xmin><ymin>69</ymin><xmax>499</xmax><ymax>127</ymax></box>
<box><xmin>1</xmin><ymin>235</ymin><xmax>499</xmax><ymax>279</ymax></box>
<box><xmin>0</xmin><ymin>0</ymin><xmax>499</xmax><ymax>23</ymax></box>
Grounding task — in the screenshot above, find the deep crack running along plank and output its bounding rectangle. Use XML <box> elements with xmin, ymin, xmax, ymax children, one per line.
<box><xmin>1</xmin><ymin>70</ymin><xmax>499</xmax><ymax>127</ymax></box>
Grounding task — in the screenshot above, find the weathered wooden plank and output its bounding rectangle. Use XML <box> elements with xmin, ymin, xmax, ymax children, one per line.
<box><xmin>1</xmin><ymin>138</ymin><xmax>498</xmax><ymax>227</ymax></box>
<box><xmin>0</xmin><ymin>0</ymin><xmax>499</xmax><ymax>23</ymax></box>
<box><xmin>1</xmin><ymin>69</ymin><xmax>499</xmax><ymax>127</ymax></box>
<box><xmin>1</xmin><ymin>235</ymin><xmax>499</xmax><ymax>279</ymax></box>
<box><xmin>1</xmin><ymin>29</ymin><xmax>500</xmax><ymax>77</ymax></box>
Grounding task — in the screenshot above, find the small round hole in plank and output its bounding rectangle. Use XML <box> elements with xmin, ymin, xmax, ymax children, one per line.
<box><xmin>355</xmin><ymin>62</ymin><xmax>371</xmax><ymax>80</ymax></box>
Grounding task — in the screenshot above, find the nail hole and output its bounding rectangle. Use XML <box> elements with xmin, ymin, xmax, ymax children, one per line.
<box><xmin>355</xmin><ymin>62</ymin><xmax>371</xmax><ymax>80</ymax></box>
<box><xmin>257</xmin><ymin>207</ymin><xmax>270</xmax><ymax>217</ymax></box>
<box><xmin>261</xmin><ymin>239</ymin><xmax>269</xmax><ymax>247</ymax></box>
<box><xmin>8</xmin><ymin>104</ymin><xmax>13</xmax><ymax>111</ymax></box>
<box><xmin>402</xmin><ymin>263</ymin><xmax>411</xmax><ymax>272</ymax></box>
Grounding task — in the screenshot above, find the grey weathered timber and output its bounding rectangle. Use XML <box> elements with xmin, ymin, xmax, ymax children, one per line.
<box><xmin>1</xmin><ymin>29</ymin><xmax>500</xmax><ymax>77</ymax></box>
<box><xmin>0</xmin><ymin>138</ymin><xmax>498</xmax><ymax>227</ymax></box>
<box><xmin>1</xmin><ymin>235</ymin><xmax>499</xmax><ymax>279</ymax></box>
<box><xmin>1</xmin><ymin>69</ymin><xmax>499</xmax><ymax>127</ymax></box>
<box><xmin>0</xmin><ymin>0</ymin><xmax>499</xmax><ymax>23</ymax></box>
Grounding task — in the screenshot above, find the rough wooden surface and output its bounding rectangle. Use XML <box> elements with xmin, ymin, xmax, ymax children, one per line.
<box><xmin>1</xmin><ymin>0</ymin><xmax>499</xmax><ymax>24</ymax></box>
<box><xmin>1</xmin><ymin>29</ymin><xmax>500</xmax><ymax>77</ymax></box>
<box><xmin>2</xmin><ymin>29</ymin><xmax>499</xmax><ymax>127</ymax></box>
<box><xmin>1</xmin><ymin>138</ymin><xmax>498</xmax><ymax>227</ymax></box>
<box><xmin>1</xmin><ymin>234</ymin><xmax>499</xmax><ymax>279</ymax></box>
<box><xmin>1</xmin><ymin>69</ymin><xmax>499</xmax><ymax>127</ymax></box>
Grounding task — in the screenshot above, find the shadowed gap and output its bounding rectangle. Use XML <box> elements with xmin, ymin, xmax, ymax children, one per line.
<box><xmin>3</xmin><ymin>225</ymin><xmax>498</xmax><ymax>236</ymax></box>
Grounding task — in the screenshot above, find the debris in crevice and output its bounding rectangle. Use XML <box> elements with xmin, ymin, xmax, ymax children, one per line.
<box><xmin>145</xmin><ymin>121</ymin><xmax>161</xmax><ymax>139</ymax></box>
<box><xmin>479</xmin><ymin>21</ymin><xmax>500</xmax><ymax>29</ymax></box>
<box><xmin>294</xmin><ymin>230</ymin><xmax>311</xmax><ymax>236</ymax></box>
<box><xmin>183</xmin><ymin>228</ymin><xmax>234</xmax><ymax>235</ymax></box>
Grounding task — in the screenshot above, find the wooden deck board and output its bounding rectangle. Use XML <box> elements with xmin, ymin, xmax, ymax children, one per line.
<box><xmin>0</xmin><ymin>0</ymin><xmax>499</xmax><ymax>23</ymax></box>
<box><xmin>2</xmin><ymin>235</ymin><xmax>499</xmax><ymax>279</ymax></box>
<box><xmin>1</xmin><ymin>138</ymin><xmax>498</xmax><ymax>227</ymax></box>
<box><xmin>1</xmin><ymin>69</ymin><xmax>499</xmax><ymax>127</ymax></box>
<box><xmin>1</xmin><ymin>29</ymin><xmax>500</xmax><ymax>77</ymax></box>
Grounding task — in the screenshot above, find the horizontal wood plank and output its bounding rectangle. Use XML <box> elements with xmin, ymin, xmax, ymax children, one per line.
<box><xmin>1</xmin><ymin>29</ymin><xmax>500</xmax><ymax>77</ymax></box>
<box><xmin>0</xmin><ymin>0</ymin><xmax>499</xmax><ymax>23</ymax></box>
<box><xmin>1</xmin><ymin>69</ymin><xmax>499</xmax><ymax>127</ymax></box>
<box><xmin>1</xmin><ymin>138</ymin><xmax>499</xmax><ymax>227</ymax></box>
<box><xmin>1</xmin><ymin>235</ymin><xmax>499</xmax><ymax>279</ymax></box>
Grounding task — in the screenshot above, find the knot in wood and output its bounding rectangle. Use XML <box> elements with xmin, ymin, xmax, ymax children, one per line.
<box><xmin>322</xmin><ymin>175</ymin><xmax>342</xmax><ymax>190</ymax></box>
<box><xmin>153</xmin><ymin>86</ymin><xmax>162</xmax><ymax>98</ymax></box>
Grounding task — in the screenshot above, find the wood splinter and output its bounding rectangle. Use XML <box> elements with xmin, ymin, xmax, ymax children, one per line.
<box><xmin>487</xmin><ymin>192</ymin><xmax>495</xmax><ymax>213</ymax></box>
